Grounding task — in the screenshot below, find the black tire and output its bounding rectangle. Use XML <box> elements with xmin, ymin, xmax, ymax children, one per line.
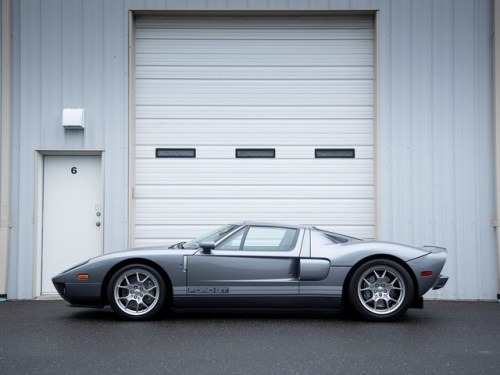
<box><xmin>107</xmin><ymin>264</ymin><xmax>167</xmax><ymax>321</ymax></box>
<box><xmin>348</xmin><ymin>259</ymin><xmax>414</xmax><ymax>322</ymax></box>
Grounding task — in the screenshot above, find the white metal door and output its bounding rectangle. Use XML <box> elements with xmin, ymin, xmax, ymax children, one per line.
<box><xmin>135</xmin><ymin>16</ymin><xmax>374</xmax><ymax>246</ymax></box>
<box><xmin>41</xmin><ymin>155</ymin><xmax>103</xmax><ymax>294</ymax></box>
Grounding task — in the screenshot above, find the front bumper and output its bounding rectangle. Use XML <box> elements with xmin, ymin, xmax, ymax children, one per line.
<box><xmin>52</xmin><ymin>272</ymin><xmax>104</xmax><ymax>307</ymax></box>
<box><xmin>432</xmin><ymin>274</ymin><xmax>449</xmax><ymax>290</ymax></box>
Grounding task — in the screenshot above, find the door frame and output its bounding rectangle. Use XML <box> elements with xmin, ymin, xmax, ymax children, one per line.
<box><xmin>34</xmin><ymin>150</ymin><xmax>105</xmax><ymax>297</ymax></box>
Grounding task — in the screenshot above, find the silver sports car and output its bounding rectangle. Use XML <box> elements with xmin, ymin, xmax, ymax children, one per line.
<box><xmin>53</xmin><ymin>222</ymin><xmax>448</xmax><ymax>322</ymax></box>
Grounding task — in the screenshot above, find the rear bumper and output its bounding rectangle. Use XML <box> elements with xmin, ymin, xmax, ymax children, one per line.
<box><xmin>407</xmin><ymin>247</ymin><xmax>447</xmax><ymax>295</ymax></box>
<box><xmin>432</xmin><ymin>274</ymin><xmax>449</xmax><ymax>290</ymax></box>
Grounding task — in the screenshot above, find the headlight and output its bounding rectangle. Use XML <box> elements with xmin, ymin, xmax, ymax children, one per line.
<box><xmin>61</xmin><ymin>259</ymin><xmax>90</xmax><ymax>274</ymax></box>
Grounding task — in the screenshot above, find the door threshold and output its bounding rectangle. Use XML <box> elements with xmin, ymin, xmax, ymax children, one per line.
<box><xmin>35</xmin><ymin>295</ymin><xmax>63</xmax><ymax>301</ymax></box>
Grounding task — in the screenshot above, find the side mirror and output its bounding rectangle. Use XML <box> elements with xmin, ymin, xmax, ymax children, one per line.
<box><xmin>199</xmin><ymin>241</ymin><xmax>215</xmax><ymax>254</ymax></box>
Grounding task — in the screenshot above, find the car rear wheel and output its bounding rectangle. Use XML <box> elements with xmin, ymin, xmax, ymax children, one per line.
<box><xmin>107</xmin><ymin>264</ymin><xmax>166</xmax><ymax>320</ymax></box>
<box><xmin>348</xmin><ymin>259</ymin><xmax>414</xmax><ymax>322</ymax></box>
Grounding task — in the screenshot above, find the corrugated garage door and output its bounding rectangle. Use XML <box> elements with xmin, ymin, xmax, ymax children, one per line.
<box><xmin>134</xmin><ymin>15</ymin><xmax>374</xmax><ymax>246</ymax></box>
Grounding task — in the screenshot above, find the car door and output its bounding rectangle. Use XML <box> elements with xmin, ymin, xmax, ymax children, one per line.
<box><xmin>186</xmin><ymin>226</ymin><xmax>303</xmax><ymax>302</ymax></box>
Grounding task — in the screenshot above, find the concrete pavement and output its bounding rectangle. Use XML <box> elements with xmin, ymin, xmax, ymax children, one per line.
<box><xmin>0</xmin><ymin>300</ymin><xmax>499</xmax><ymax>374</ymax></box>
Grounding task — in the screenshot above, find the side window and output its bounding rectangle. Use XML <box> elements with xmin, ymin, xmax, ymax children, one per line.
<box><xmin>216</xmin><ymin>229</ymin><xmax>245</xmax><ymax>250</ymax></box>
<box><xmin>243</xmin><ymin>227</ymin><xmax>297</xmax><ymax>251</ymax></box>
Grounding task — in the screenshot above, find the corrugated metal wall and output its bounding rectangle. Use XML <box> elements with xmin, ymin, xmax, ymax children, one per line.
<box><xmin>6</xmin><ymin>0</ymin><xmax>496</xmax><ymax>300</ymax></box>
<box><xmin>8</xmin><ymin>0</ymin><xmax>130</xmax><ymax>298</ymax></box>
<box><xmin>377</xmin><ymin>0</ymin><xmax>495</xmax><ymax>300</ymax></box>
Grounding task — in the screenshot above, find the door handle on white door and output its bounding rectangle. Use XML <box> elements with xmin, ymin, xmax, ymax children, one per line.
<box><xmin>96</xmin><ymin>221</ymin><xmax>101</xmax><ymax>227</ymax></box>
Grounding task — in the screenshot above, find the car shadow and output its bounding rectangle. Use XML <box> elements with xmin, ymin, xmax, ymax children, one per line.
<box><xmin>66</xmin><ymin>306</ymin><xmax>424</xmax><ymax>324</ymax></box>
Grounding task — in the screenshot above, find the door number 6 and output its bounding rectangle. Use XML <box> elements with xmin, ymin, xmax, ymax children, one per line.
<box><xmin>71</xmin><ymin>167</ymin><xmax>77</xmax><ymax>174</ymax></box>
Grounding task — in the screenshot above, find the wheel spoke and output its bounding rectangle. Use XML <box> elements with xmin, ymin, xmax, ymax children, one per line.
<box><xmin>144</xmin><ymin>291</ymin><xmax>155</xmax><ymax>298</ymax></box>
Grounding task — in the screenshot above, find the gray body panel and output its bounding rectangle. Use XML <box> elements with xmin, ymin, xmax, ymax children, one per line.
<box><xmin>52</xmin><ymin>223</ymin><xmax>448</xmax><ymax>311</ymax></box>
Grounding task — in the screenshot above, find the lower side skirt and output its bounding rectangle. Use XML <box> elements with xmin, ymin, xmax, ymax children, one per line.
<box><xmin>173</xmin><ymin>295</ymin><xmax>343</xmax><ymax>309</ymax></box>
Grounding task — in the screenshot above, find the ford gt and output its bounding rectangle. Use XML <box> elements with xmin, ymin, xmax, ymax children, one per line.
<box><xmin>52</xmin><ymin>222</ymin><xmax>448</xmax><ymax>322</ymax></box>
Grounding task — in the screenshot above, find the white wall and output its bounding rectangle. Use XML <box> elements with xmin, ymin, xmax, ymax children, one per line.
<box><xmin>6</xmin><ymin>0</ymin><xmax>496</xmax><ymax>300</ymax></box>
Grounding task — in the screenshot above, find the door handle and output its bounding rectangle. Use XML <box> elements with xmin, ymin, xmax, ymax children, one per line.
<box><xmin>96</xmin><ymin>221</ymin><xmax>101</xmax><ymax>227</ymax></box>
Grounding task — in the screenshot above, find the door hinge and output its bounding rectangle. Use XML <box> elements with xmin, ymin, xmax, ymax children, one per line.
<box><xmin>0</xmin><ymin>220</ymin><xmax>12</xmax><ymax>228</ymax></box>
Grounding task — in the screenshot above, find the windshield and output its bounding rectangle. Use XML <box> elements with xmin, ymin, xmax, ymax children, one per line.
<box><xmin>182</xmin><ymin>224</ymin><xmax>239</xmax><ymax>249</ymax></box>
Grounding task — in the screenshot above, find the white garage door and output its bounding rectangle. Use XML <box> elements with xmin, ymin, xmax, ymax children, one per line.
<box><xmin>134</xmin><ymin>15</ymin><xmax>374</xmax><ymax>246</ymax></box>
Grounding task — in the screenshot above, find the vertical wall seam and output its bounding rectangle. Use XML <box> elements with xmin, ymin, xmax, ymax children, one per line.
<box><xmin>493</xmin><ymin>0</ymin><xmax>500</xmax><ymax>300</ymax></box>
<box><xmin>0</xmin><ymin>0</ymin><xmax>12</xmax><ymax>298</ymax></box>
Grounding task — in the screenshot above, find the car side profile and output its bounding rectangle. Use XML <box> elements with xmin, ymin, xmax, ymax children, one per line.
<box><xmin>53</xmin><ymin>222</ymin><xmax>448</xmax><ymax>322</ymax></box>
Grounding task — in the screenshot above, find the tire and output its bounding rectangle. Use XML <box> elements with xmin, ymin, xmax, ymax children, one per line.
<box><xmin>348</xmin><ymin>259</ymin><xmax>414</xmax><ymax>322</ymax></box>
<box><xmin>107</xmin><ymin>264</ymin><xmax>167</xmax><ymax>321</ymax></box>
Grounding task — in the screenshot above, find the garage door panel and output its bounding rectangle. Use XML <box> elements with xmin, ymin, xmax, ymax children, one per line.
<box><xmin>136</xmin><ymin>39</ymin><xmax>373</xmax><ymax>55</ymax></box>
<box><xmin>136</xmin><ymin>201</ymin><xmax>374</xmax><ymax>225</ymax></box>
<box><xmin>136</xmin><ymin>119</ymin><xmax>373</xmax><ymax>129</ymax></box>
<box><xmin>137</xmin><ymin>94</ymin><xmax>372</xmax><ymax>106</ymax></box>
<box><xmin>136</xmin><ymin>66</ymin><xmax>373</xmax><ymax>80</ymax></box>
<box><xmin>136</xmin><ymin>28</ymin><xmax>373</xmax><ymax>40</ymax></box>
<box><xmin>136</xmin><ymin>16</ymin><xmax>373</xmax><ymax>30</ymax></box>
<box><xmin>136</xmin><ymin>174</ymin><xmax>372</xmax><ymax>186</ymax></box>
<box><xmin>137</xmin><ymin>80</ymin><xmax>373</xmax><ymax>93</ymax></box>
<box><xmin>136</xmin><ymin>26</ymin><xmax>373</xmax><ymax>40</ymax></box>
<box><xmin>136</xmin><ymin>158</ymin><xmax>372</xmax><ymax>169</ymax></box>
<box><xmin>136</xmin><ymin>146</ymin><xmax>374</xmax><ymax>159</ymax></box>
<box><xmin>137</xmin><ymin>135</ymin><xmax>374</xmax><ymax>147</ymax></box>
<box><xmin>135</xmin><ymin>160</ymin><xmax>373</xmax><ymax>185</ymax></box>
<box><xmin>136</xmin><ymin>53</ymin><xmax>374</xmax><ymax>66</ymax></box>
<box><xmin>136</xmin><ymin>80</ymin><xmax>373</xmax><ymax>106</ymax></box>
<box><xmin>135</xmin><ymin>185</ymin><xmax>374</xmax><ymax>199</ymax></box>
<box><xmin>136</xmin><ymin>120</ymin><xmax>373</xmax><ymax>145</ymax></box>
<box><xmin>136</xmin><ymin>105</ymin><xmax>373</xmax><ymax>119</ymax></box>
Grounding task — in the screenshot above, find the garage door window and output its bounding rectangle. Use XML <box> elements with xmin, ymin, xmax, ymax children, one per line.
<box><xmin>315</xmin><ymin>148</ymin><xmax>355</xmax><ymax>158</ymax></box>
<box><xmin>235</xmin><ymin>149</ymin><xmax>276</xmax><ymax>158</ymax></box>
<box><xmin>156</xmin><ymin>148</ymin><xmax>196</xmax><ymax>158</ymax></box>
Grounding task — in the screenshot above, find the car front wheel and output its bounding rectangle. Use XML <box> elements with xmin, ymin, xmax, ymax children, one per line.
<box><xmin>348</xmin><ymin>259</ymin><xmax>414</xmax><ymax>322</ymax></box>
<box><xmin>107</xmin><ymin>264</ymin><xmax>166</xmax><ymax>320</ymax></box>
